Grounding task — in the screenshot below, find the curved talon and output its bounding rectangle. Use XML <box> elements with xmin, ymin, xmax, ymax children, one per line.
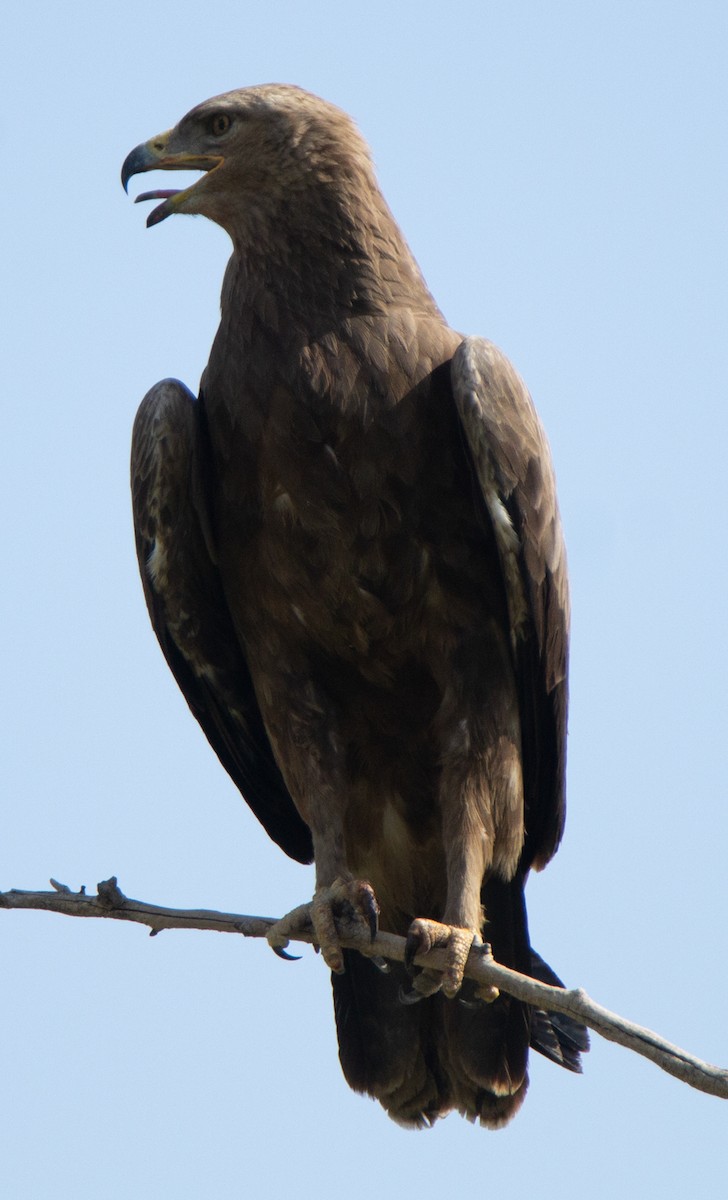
<box><xmin>267</xmin><ymin>879</ymin><xmax>380</xmax><ymax>976</ymax></box>
<box><xmin>272</xmin><ymin>945</ymin><xmax>301</xmax><ymax>961</ymax></box>
<box><xmin>404</xmin><ymin>931</ymin><xmax>425</xmax><ymax>974</ymax></box>
<box><xmin>350</xmin><ymin>881</ymin><xmax>379</xmax><ymax>942</ymax></box>
<box><xmin>399</xmin><ymin>984</ymin><xmax>427</xmax><ymax>1006</ymax></box>
<box><xmin>370</xmin><ymin>955</ymin><xmax>390</xmax><ymax>974</ymax></box>
<box><xmin>367</xmin><ymin>902</ymin><xmax>379</xmax><ymax>942</ymax></box>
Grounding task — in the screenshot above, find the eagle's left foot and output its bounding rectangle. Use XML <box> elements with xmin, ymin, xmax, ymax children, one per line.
<box><xmin>267</xmin><ymin>878</ymin><xmax>379</xmax><ymax>975</ymax></box>
<box><xmin>402</xmin><ymin>918</ymin><xmax>498</xmax><ymax>1002</ymax></box>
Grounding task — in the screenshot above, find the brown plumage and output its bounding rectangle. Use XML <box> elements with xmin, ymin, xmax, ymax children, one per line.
<box><xmin>122</xmin><ymin>84</ymin><xmax>586</xmax><ymax>1128</ymax></box>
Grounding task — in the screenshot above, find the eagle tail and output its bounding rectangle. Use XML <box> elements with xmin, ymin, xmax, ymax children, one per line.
<box><xmin>332</xmin><ymin>950</ymin><xmax>451</xmax><ymax>1128</ymax></box>
<box><xmin>332</xmin><ymin>877</ymin><xmax>587</xmax><ymax>1128</ymax></box>
<box><xmin>440</xmin><ymin>875</ymin><xmax>533</xmax><ymax>1126</ymax></box>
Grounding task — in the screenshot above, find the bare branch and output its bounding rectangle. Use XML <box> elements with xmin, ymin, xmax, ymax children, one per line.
<box><xmin>3</xmin><ymin>878</ymin><xmax>726</xmax><ymax>1101</ymax></box>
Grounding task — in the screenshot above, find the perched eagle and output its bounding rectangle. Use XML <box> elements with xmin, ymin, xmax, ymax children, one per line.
<box><xmin>122</xmin><ymin>84</ymin><xmax>586</xmax><ymax>1128</ymax></box>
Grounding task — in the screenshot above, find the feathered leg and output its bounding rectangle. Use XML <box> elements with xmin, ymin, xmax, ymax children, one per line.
<box><xmin>404</xmin><ymin>625</ymin><xmax>525</xmax><ymax>1002</ymax></box>
<box><xmin>397</xmin><ymin>628</ymin><xmax>533</xmax><ymax>1124</ymax></box>
<box><xmin>258</xmin><ymin>678</ymin><xmax>380</xmax><ymax>971</ymax></box>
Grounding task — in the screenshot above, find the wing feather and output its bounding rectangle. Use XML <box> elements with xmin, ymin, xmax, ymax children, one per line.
<box><xmin>131</xmin><ymin>378</ymin><xmax>313</xmax><ymax>864</ymax></box>
<box><xmin>451</xmin><ymin>337</ymin><xmax>568</xmax><ymax>868</ymax></box>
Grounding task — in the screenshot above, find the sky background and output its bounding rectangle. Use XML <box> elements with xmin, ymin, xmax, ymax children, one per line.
<box><xmin>2</xmin><ymin>2</ymin><xmax>727</xmax><ymax>1196</ymax></box>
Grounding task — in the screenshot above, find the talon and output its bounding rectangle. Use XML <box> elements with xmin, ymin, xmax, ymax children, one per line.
<box><xmin>370</xmin><ymin>955</ymin><xmax>390</xmax><ymax>973</ymax></box>
<box><xmin>367</xmin><ymin>900</ymin><xmax>379</xmax><ymax>942</ymax></box>
<box><xmin>399</xmin><ymin>985</ymin><xmax>426</xmax><ymax>1006</ymax></box>
<box><xmin>404</xmin><ymin>918</ymin><xmax>431</xmax><ymax>973</ymax></box>
<box><xmin>267</xmin><ymin>879</ymin><xmax>380</xmax><ymax>978</ymax></box>
<box><xmin>272</xmin><ymin>945</ymin><xmax>301</xmax><ymax>961</ymax></box>
<box><xmin>346</xmin><ymin>880</ymin><xmax>379</xmax><ymax>942</ymax></box>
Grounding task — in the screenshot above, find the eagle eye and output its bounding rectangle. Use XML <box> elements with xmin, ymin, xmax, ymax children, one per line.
<box><xmin>210</xmin><ymin>113</ymin><xmax>232</xmax><ymax>137</ymax></box>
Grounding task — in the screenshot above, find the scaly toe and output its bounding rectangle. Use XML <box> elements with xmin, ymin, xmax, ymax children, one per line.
<box><xmin>311</xmin><ymin>886</ymin><xmax>346</xmax><ymax>973</ymax></box>
<box><xmin>402</xmin><ymin>917</ymin><xmax>479</xmax><ymax>999</ymax></box>
<box><xmin>312</xmin><ymin>877</ymin><xmax>380</xmax><ymax>974</ymax></box>
<box><xmin>267</xmin><ymin>880</ymin><xmax>380</xmax><ymax>975</ymax></box>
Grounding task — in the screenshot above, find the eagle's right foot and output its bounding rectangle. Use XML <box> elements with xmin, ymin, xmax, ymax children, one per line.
<box><xmin>267</xmin><ymin>877</ymin><xmax>379</xmax><ymax>974</ymax></box>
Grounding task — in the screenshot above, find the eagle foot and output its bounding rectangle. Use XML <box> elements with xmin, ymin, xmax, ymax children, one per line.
<box><xmin>403</xmin><ymin>918</ymin><xmax>485</xmax><ymax>1000</ymax></box>
<box><xmin>266</xmin><ymin>878</ymin><xmax>379</xmax><ymax>975</ymax></box>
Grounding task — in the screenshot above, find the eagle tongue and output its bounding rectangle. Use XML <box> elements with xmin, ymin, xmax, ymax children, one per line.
<box><xmin>133</xmin><ymin>189</ymin><xmax>181</xmax><ymax>228</ymax></box>
<box><xmin>134</xmin><ymin>189</ymin><xmax>180</xmax><ymax>203</ymax></box>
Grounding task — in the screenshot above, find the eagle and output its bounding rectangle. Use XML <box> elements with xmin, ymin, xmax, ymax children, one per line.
<box><xmin>121</xmin><ymin>84</ymin><xmax>587</xmax><ymax>1128</ymax></box>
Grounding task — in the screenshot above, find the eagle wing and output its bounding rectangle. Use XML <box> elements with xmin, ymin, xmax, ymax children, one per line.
<box><xmin>451</xmin><ymin>336</ymin><xmax>569</xmax><ymax>870</ymax></box>
<box><xmin>130</xmin><ymin>377</ymin><xmax>313</xmax><ymax>864</ymax></box>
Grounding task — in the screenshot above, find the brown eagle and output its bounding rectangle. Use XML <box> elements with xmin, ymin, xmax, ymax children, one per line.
<box><xmin>122</xmin><ymin>84</ymin><xmax>586</xmax><ymax>1128</ymax></box>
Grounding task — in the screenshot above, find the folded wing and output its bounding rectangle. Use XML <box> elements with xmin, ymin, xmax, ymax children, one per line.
<box><xmin>130</xmin><ymin>378</ymin><xmax>313</xmax><ymax>864</ymax></box>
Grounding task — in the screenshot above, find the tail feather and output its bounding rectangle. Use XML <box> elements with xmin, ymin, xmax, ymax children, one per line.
<box><xmin>442</xmin><ymin>981</ymin><xmax>531</xmax><ymax>1126</ymax></box>
<box><xmin>528</xmin><ymin>949</ymin><xmax>590</xmax><ymax>1072</ymax></box>
<box><xmin>440</xmin><ymin>874</ymin><xmax>532</xmax><ymax>1125</ymax></box>
<box><xmin>332</xmin><ymin>950</ymin><xmax>449</xmax><ymax>1127</ymax></box>
<box><xmin>331</xmin><ymin>878</ymin><xmax>588</xmax><ymax>1127</ymax></box>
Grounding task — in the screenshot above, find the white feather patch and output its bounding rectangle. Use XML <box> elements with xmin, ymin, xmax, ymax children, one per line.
<box><xmin>146</xmin><ymin>539</ymin><xmax>167</xmax><ymax>588</ymax></box>
<box><xmin>455</xmin><ymin>342</ymin><xmax>531</xmax><ymax>651</ymax></box>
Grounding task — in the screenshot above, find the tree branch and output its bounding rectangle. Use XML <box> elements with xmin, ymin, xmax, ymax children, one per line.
<box><xmin>3</xmin><ymin>877</ymin><xmax>726</xmax><ymax>1101</ymax></box>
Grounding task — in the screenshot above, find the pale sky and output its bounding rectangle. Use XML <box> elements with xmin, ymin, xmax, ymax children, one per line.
<box><xmin>3</xmin><ymin>3</ymin><xmax>727</xmax><ymax>1197</ymax></box>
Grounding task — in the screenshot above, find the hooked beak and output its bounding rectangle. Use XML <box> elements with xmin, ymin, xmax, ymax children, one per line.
<box><xmin>121</xmin><ymin>136</ymin><xmax>223</xmax><ymax>226</ymax></box>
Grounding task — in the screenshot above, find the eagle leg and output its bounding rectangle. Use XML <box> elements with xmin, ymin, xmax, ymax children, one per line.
<box><xmin>403</xmin><ymin>919</ymin><xmax>498</xmax><ymax>1002</ymax></box>
<box><xmin>267</xmin><ymin>877</ymin><xmax>379</xmax><ymax>975</ymax></box>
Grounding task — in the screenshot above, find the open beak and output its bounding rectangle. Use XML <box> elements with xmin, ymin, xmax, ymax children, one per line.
<box><xmin>121</xmin><ymin>137</ymin><xmax>223</xmax><ymax>227</ymax></box>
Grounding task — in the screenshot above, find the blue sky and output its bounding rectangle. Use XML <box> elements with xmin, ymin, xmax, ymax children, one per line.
<box><xmin>3</xmin><ymin>2</ymin><xmax>727</xmax><ymax>1196</ymax></box>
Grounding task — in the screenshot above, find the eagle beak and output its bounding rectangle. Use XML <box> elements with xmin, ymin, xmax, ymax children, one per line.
<box><xmin>121</xmin><ymin>136</ymin><xmax>223</xmax><ymax>227</ymax></box>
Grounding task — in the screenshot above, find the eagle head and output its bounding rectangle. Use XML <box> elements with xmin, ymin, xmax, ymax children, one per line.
<box><xmin>121</xmin><ymin>84</ymin><xmax>371</xmax><ymax>237</ymax></box>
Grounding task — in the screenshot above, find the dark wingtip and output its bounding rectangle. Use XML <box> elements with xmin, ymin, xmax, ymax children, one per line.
<box><xmin>528</xmin><ymin>949</ymin><xmax>590</xmax><ymax>1071</ymax></box>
